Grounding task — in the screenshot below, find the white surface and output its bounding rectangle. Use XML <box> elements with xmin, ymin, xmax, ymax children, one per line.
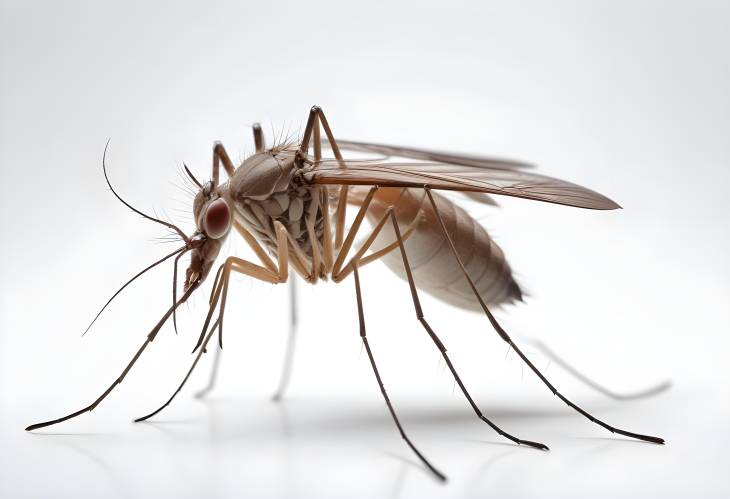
<box><xmin>1</xmin><ymin>1</ymin><xmax>729</xmax><ymax>498</ymax></box>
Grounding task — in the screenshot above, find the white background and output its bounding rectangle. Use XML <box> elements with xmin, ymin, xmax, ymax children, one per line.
<box><xmin>1</xmin><ymin>1</ymin><xmax>729</xmax><ymax>497</ymax></box>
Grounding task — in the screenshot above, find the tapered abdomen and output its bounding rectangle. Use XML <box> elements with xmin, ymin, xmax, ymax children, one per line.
<box><xmin>361</xmin><ymin>188</ymin><xmax>522</xmax><ymax>310</ymax></box>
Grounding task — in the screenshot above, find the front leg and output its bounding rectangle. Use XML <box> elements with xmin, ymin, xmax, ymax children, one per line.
<box><xmin>136</xmin><ymin>255</ymin><xmax>283</xmax><ymax>421</ymax></box>
<box><xmin>196</xmin><ymin>222</ymin><xmax>291</xmax><ymax>398</ymax></box>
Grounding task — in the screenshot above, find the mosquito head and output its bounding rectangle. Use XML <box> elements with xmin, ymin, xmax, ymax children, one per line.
<box><xmin>183</xmin><ymin>233</ymin><xmax>222</xmax><ymax>292</ymax></box>
<box><xmin>192</xmin><ymin>181</ymin><xmax>232</xmax><ymax>238</ymax></box>
<box><xmin>183</xmin><ymin>176</ymin><xmax>233</xmax><ymax>292</ymax></box>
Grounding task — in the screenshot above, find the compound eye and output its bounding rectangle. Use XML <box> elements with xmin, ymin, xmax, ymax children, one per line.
<box><xmin>203</xmin><ymin>198</ymin><xmax>231</xmax><ymax>239</ymax></box>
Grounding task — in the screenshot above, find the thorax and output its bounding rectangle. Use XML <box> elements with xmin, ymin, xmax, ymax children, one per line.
<box><xmin>227</xmin><ymin>150</ymin><xmax>326</xmax><ymax>280</ymax></box>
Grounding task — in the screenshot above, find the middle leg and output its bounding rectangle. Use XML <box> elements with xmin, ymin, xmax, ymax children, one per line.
<box><xmin>353</xmin><ymin>266</ymin><xmax>446</xmax><ymax>481</ymax></box>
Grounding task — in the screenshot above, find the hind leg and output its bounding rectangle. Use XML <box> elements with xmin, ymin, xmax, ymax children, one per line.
<box><xmin>423</xmin><ymin>188</ymin><xmax>664</xmax><ymax>445</ymax></box>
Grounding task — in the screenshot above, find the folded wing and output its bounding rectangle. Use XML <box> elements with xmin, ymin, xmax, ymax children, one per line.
<box><xmin>302</xmin><ymin>159</ymin><xmax>620</xmax><ymax>210</ymax></box>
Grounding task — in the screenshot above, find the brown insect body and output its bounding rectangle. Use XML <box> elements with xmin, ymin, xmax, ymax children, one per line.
<box><xmin>27</xmin><ymin>107</ymin><xmax>666</xmax><ymax>483</ymax></box>
<box><xmin>226</xmin><ymin>147</ymin><xmax>326</xmax><ymax>281</ymax></box>
<box><xmin>206</xmin><ymin>145</ymin><xmax>522</xmax><ymax>308</ymax></box>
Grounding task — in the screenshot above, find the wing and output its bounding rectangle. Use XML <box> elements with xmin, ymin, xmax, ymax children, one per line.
<box><xmin>334</xmin><ymin>139</ymin><xmax>534</xmax><ymax>170</ymax></box>
<box><xmin>459</xmin><ymin>191</ymin><xmax>499</xmax><ymax>206</ymax></box>
<box><xmin>303</xmin><ymin>160</ymin><xmax>620</xmax><ymax>210</ymax></box>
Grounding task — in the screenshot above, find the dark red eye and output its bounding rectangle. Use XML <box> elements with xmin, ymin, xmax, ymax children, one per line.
<box><xmin>203</xmin><ymin>198</ymin><xmax>231</xmax><ymax>239</ymax></box>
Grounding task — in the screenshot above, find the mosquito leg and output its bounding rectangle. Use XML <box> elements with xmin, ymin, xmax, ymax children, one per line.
<box><xmin>272</xmin><ymin>276</ymin><xmax>299</xmax><ymax>401</ymax></box>
<box><xmin>25</xmin><ymin>287</ymin><xmax>194</xmax><ymax>431</ymax></box>
<box><xmin>192</xmin><ymin>255</ymin><xmax>281</xmax><ymax>354</ymax></box>
<box><xmin>313</xmin><ymin>107</ymin><xmax>348</xmax><ymax>250</ymax></box>
<box><xmin>305</xmin><ymin>203</ymin><xmax>322</xmax><ymax>280</ymax></box>
<box><xmin>298</xmin><ymin>105</ymin><xmax>333</xmax><ymax>158</ymax></box>
<box><xmin>353</xmin><ymin>266</ymin><xmax>447</xmax><ymax>482</ymax></box>
<box><xmin>320</xmin><ymin>188</ymin><xmax>334</xmax><ymax>274</ymax></box>
<box><xmin>192</xmin><ymin>264</ymin><xmax>228</xmax><ymax>353</ymax></box>
<box><xmin>176</xmin><ymin>258</ymin><xmax>232</xmax><ymax>400</ymax></box>
<box><xmin>332</xmin><ymin>186</ymin><xmax>378</xmax><ymax>276</ymax></box>
<box><xmin>297</xmin><ymin>105</ymin><xmax>350</xmax><ymax>257</ymax></box>
<box><xmin>233</xmin><ymin>221</ymin><xmax>277</xmax><ymax>273</ymax></box>
<box><xmin>298</xmin><ymin>106</ymin><xmax>319</xmax><ymax>155</ymax></box>
<box><xmin>152</xmin><ymin>265</ymin><xmax>228</xmax><ymax>410</ymax></box>
<box><xmin>333</xmin><ymin>207</ymin><xmax>393</xmax><ymax>282</ymax></box>
<box><xmin>313</xmin><ymin>107</ymin><xmax>344</xmax><ymax>163</ymax></box>
<box><xmin>273</xmin><ymin>220</ymin><xmax>290</xmax><ymax>283</ymax></box>
<box><xmin>211</xmin><ymin>142</ymin><xmax>236</xmax><ymax>187</ymax></box>
<box><xmin>192</xmin><ymin>210</ymin><xmax>287</xmax><ymax>399</ymax></box>
<box><xmin>171</xmin><ymin>250</ymin><xmax>186</xmax><ymax>335</ymax></box>
<box><xmin>423</xmin><ymin>188</ymin><xmax>665</xmax><ymax>445</ymax></box>
<box><xmin>333</xmin><ymin>189</ymin><xmax>426</xmax><ymax>283</ymax></box>
<box><xmin>298</xmin><ymin>106</ymin><xmax>349</xmax><ymax>248</ymax></box>
<box><xmin>136</xmin><ymin>318</ymin><xmax>221</xmax><ymax>422</ymax></box>
<box><xmin>312</xmin><ymin>112</ymin><xmax>322</xmax><ymax>163</ymax></box>
<box><xmin>253</xmin><ymin>123</ymin><xmax>266</xmax><ymax>153</ymax></box>
<box><xmin>385</xmin><ymin>211</ymin><xmax>548</xmax><ymax>451</ymax></box>
<box><xmin>193</xmin><ymin>267</ymin><xmax>227</xmax><ymax>399</ymax></box>
<box><xmin>139</xmin><ymin>256</ymin><xmax>282</xmax><ymax>420</ymax></box>
<box><xmin>519</xmin><ymin>337</ymin><xmax>671</xmax><ymax>401</ymax></box>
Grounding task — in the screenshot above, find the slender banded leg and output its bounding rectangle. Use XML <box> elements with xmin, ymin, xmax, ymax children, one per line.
<box><xmin>173</xmin><ymin>263</ymin><xmax>231</xmax><ymax>403</ymax></box>
<box><xmin>171</xmin><ymin>250</ymin><xmax>187</xmax><ymax>335</ymax></box>
<box><xmin>333</xmin><ymin>189</ymin><xmax>426</xmax><ymax>283</ymax></box>
<box><xmin>386</xmin><ymin>211</ymin><xmax>548</xmax><ymax>451</ymax></box>
<box><xmin>333</xmin><ymin>206</ymin><xmax>393</xmax><ymax>282</ymax></box>
<box><xmin>332</xmin><ymin>186</ymin><xmax>378</xmax><ymax>276</ymax></box>
<box><xmin>272</xmin><ymin>276</ymin><xmax>299</xmax><ymax>401</ymax></box>
<box><xmin>353</xmin><ymin>266</ymin><xmax>447</xmax><ymax>482</ymax></box>
<box><xmin>192</xmin><ymin>224</ymin><xmax>289</xmax><ymax>354</ymax></box>
<box><xmin>25</xmin><ymin>286</ymin><xmax>195</xmax><ymax>431</ymax></box>
<box><xmin>138</xmin><ymin>255</ymin><xmax>283</xmax><ymax>421</ymax></box>
<box><xmin>136</xmin><ymin>318</ymin><xmax>221</xmax><ymax>422</ymax></box>
<box><xmin>423</xmin><ymin>188</ymin><xmax>664</xmax><ymax>445</ymax></box>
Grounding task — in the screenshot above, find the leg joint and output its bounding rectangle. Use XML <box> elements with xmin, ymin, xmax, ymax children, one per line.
<box><xmin>419</xmin><ymin>318</ymin><xmax>447</xmax><ymax>353</ymax></box>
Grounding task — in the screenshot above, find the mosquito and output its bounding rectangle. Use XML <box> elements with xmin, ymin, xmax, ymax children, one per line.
<box><xmin>26</xmin><ymin>106</ymin><xmax>667</xmax><ymax>481</ymax></box>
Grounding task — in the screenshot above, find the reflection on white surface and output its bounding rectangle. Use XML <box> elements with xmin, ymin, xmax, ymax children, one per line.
<box><xmin>5</xmin><ymin>386</ymin><xmax>727</xmax><ymax>498</ymax></box>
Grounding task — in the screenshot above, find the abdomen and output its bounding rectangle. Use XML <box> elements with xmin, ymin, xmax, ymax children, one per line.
<box><xmin>360</xmin><ymin>188</ymin><xmax>522</xmax><ymax>310</ymax></box>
